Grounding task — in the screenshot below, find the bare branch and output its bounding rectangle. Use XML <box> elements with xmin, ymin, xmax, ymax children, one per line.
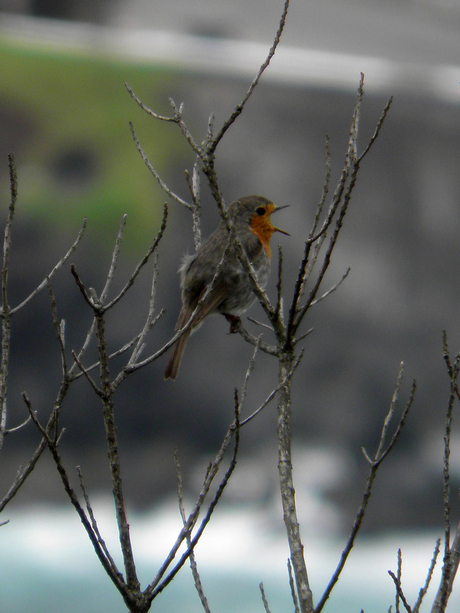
<box><xmin>310</xmin><ymin>136</ymin><xmax>331</xmax><ymax>237</ymax></box>
<box><xmin>259</xmin><ymin>582</ymin><xmax>272</xmax><ymax>613</ymax></box>
<box><xmin>239</xmin><ymin>336</ymin><xmax>261</xmax><ymax>410</ymax></box>
<box><xmin>100</xmin><ymin>214</ymin><xmax>128</xmax><ymax>302</ymax></box>
<box><xmin>374</xmin><ymin>361</ymin><xmax>405</xmax><ymax>461</ymax></box>
<box><xmin>288</xmin><ymin>75</ymin><xmax>365</xmax><ymax>341</ymax></box>
<box><xmin>315</xmin><ymin>371</ymin><xmax>416</xmax><ymax>613</ymax></box>
<box><xmin>92</xmin><ymin>308</ymin><xmax>140</xmax><ymax>592</ymax></box>
<box><xmin>275</xmin><ymin>245</ymin><xmax>284</xmax><ymax>320</ymax></box>
<box><xmin>396</xmin><ymin>548</ymin><xmax>403</xmax><ymax>613</ymax></box>
<box><xmin>125</xmin><ymin>84</ymin><xmax>179</xmax><ymax>122</ymax></box>
<box><xmin>209</xmin><ymin>0</ymin><xmax>290</xmax><ymax>152</ymax></box>
<box><xmin>286</xmin><ymin>138</ymin><xmax>331</xmax><ymax>333</ymax></box>
<box><xmin>146</xmin><ymin>408</ymin><xmax>241</xmax><ymax>601</ymax></box>
<box><xmin>277</xmin><ymin>351</ymin><xmax>312</xmax><ymax>613</ymax></box>
<box><xmin>185</xmin><ymin>156</ymin><xmax>202</xmax><ymax>250</ymax></box>
<box><xmin>26</xmin><ymin>401</ymin><xmax>129</xmax><ymax>599</ymax></box>
<box><xmin>68</xmin><ymin>212</ymin><xmax>167</xmax><ymax>379</ymax></box>
<box><xmin>47</xmin><ymin>280</ymin><xmax>68</xmax><ymax>375</ymax></box>
<box><xmin>168</xmin><ymin>98</ymin><xmax>203</xmax><ymax>157</ymax></box>
<box><xmin>175</xmin><ymin>451</ymin><xmax>212</xmax><ymax>613</ymax></box>
<box><xmin>129</xmin><ymin>122</ymin><xmax>192</xmax><ymax>209</ymax></box>
<box><xmin>292</xmin><ymin>328</ymin><xmax>314</xmax><ymax>345</ymax></box>
<box><xmin>358</xmin><ymin>96</ymin><xmax>393</xmax><ymax>163</ymax></box>
<box><xmin>413</xmin><ymin>539</ymin><xmax>440</xmax><ymax>613</ymax></box>
<box><xmin>230</xmin><ymin>318</ymin><xmax>279</xmax><ymax>356</ymax></box>
<box><xmin>71</xmin><ymin>350</ymin><xmax>103</xmax><ymax>396</ymax></box>
<box><xmin>10</xmin><ymin>218</ymin><xmax>87</xmax><ymax>315</ymax></box>
<box><xmin>0</xmin><ymin>343</ymin><xmax>74</xmax><ymax>511</ymax></box>
<box><xmin>1</xmin><ymin>153</ymin><xmax>18</xmax><ymax>312</ymax></box>
<box><xmin>246</xmin><ymin>317</ymin><xmax>274</xmax><ymax>332</ymax></box>
<box><xmin>70</xmin><ymin>264</ymin><xmax>96</xmax><ymax>308</ymax></box>
<box><xmin>3</xmin><ymin>414</ymin><xmax>31</xmax><ymax>435</ymax></box>
<box><xmin>126</xmin><ymin>252</ymin><xmax>161</xmax><ymax>368</ymax></box>
<box><xmin>308</xmin><ymin>268</ymin><xmax>350</xmax><ymax>308</ymax></box>
<box><xmin>104</xmin><ymin>204</ymin><xmax>168</xmax><ymax>311</ymax></box>
<box><xmin>240</xmin><ymin>349</ymin><xmax>304</xmax><ymax>427</ymax></box>
<box><xmin>0</xmin><ymin>153</ymin><xmax>18</xmax><ymax>452</ymax></box>
<box><xmin>287</xmin><ymin>559</ymin><xmax>301</xmax><ymax>613</ymax></box>
<box><xmin>0</xmin><ymin>437</ymin><xmax>47</xmax><ymax>513</ymax></box>
<box><xmin>431</xmin><ymin>337</ymin><xmax>460</xmax><ymax>613</ymax></box>
<box><xmin>77</xmin><ymin>466</ymin><xmax>121</xmax><ymax>580</ymax></box>
<box><xmin>388</xmin><ymin>568</ymin><xmax>412</xmax><ymax>613</ymax></box>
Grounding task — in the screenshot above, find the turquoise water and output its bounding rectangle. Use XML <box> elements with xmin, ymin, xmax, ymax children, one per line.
<box><xmin>0</xmin><ymin>502</ymin><xmax>457</xmax><ymax>613</ymax></box>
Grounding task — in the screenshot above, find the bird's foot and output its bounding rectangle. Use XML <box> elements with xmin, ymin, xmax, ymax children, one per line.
<box><xmin>223</xmin><ymin>313</ymin><xmax>241</xmax><ymax>334</ymax></box>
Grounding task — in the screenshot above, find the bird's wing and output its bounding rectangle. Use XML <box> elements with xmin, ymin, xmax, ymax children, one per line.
<box><xmin>175</xmin><ymin>276</ymin><xmax>230</xmax><ymax>331</ymax></box>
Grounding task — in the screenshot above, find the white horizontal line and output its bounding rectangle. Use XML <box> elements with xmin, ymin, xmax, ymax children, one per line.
<box><xmin>0</xmin><ymin>12</ymin><xmax>459</xmax><ymax>102</ymax></box>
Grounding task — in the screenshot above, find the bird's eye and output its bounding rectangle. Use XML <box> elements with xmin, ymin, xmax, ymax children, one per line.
<box><xmin>256</xmin><ymin>207</ymin><xmax>266</xmax><ymax>216</ymax></box>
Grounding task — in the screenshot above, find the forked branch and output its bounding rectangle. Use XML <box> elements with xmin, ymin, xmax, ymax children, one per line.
<box><xmin>314</xmin><ymin>365</ymin><xmax>416</xmax><ymax>613</ymax></box>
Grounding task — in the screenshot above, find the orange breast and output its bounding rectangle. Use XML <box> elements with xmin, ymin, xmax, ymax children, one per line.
<box><xmin>250</xmin><ymin>216</ymin><xmax>276</xmax><ymax>259</ymax></box>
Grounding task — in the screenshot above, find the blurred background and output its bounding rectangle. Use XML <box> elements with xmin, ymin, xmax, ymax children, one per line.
<box><xmin>1</xmin><ymin>0</ymin><xmax>460</xmax><ymax>611</ymax></box>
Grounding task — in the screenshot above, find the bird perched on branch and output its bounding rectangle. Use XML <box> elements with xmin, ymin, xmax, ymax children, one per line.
<box><xmin>164</xmin><ymin>195</ymin><xmax>289</xmax><ymax>380</ymax></box>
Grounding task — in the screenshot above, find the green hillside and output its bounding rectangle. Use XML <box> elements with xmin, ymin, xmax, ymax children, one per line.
<box><xmin>0</xmin><ymin>38</ymin><xmax>187</xmax><ymax>249</ymax></box>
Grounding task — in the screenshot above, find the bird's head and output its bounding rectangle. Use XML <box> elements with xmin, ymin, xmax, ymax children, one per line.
<box><xmin>229</xmin><ymin>195</ymin><xmax>289</xmax><ymax>258</ymax></box>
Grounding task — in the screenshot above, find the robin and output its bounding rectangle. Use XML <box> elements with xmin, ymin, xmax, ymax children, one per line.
<box><xmin>164</xmin><ymin>195</ymin><xmax>289</xmax><ymax>380</ymax></box>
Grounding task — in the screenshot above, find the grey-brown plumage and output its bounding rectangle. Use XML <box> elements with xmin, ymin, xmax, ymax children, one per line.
<box><xmin>164</xmin><ymin>195</ymin><xmax>288</xmax><ymax>380</ymax></box>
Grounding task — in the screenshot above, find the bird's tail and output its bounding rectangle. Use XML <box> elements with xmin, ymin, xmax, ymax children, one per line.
<box><xmin>164</xmin><ymin>328</ymin><xmax>192</xmax><ymax>380</ymax></box>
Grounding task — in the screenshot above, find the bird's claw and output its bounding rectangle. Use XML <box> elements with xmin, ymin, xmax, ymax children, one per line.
<box><xmin>223</xmin><ymin>313</ymin><xmax>241</xmax><ymax>334</ymax></box>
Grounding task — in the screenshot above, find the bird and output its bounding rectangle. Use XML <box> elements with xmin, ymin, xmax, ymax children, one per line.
<box><xmin>164</xmin><ymin>195</ymin><xmax>289</xmax><ymax>380</ymax></box>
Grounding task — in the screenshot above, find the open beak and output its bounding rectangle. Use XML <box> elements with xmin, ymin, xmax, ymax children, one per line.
<box><xmin>272</xmin><ymin>205</ymin><xmax>290</xmax><ymax>236</ymax></box>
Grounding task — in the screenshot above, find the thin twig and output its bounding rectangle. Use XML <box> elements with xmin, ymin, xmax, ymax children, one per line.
<box><xmin>431</xmin><ymin>336</ymin><xmax>460</xmax><ymax>613</ymax></box>
<box><xmin>146</xmin><ymin>408</ymin><xmax>241</xmax><ymax>602</ymax></box>
<box><xmin>104</xmin><ymin>205</ymin><xmax>168</xmax><ymax>311</ymax></box>
<box><xmin>289</xmin><ymin>75</ymin><xmax>365</xmax><ymax>341</ymax></box>
<box><xmin>93</xmin><ymin>307</ymin><xmax>140</xmax><ymax>592</ymax></box>
<box><xmin>374</xmin><ymin>362</ymin><xmax>405</xmax><ymax>461</ymax></box>
<box><xmin>275</xmin><ymin>245</ymin><xmax>283</xmax><ymax>320</ymax></box>
<box><xmin>209</xmin><ymin>0</ymin><xmax>290</xmax><ymax>152</ymax></box>
<box><xmin>231</xmin><ymin>318</ymin><xmax>279</xmax><ymax>356</ymax></box>
<box><xmin>246</xmin><ymin>317</ymin><xmax>275</xmax><ymax>332</ymax></box>
<box><xmin>126</xmin><ymin>252</ymin><xmax>161</xmax><ymax>368</ymax></box>
<box><xmin>70</xmin><ymin>264</ymin><xmax>95</xmax><ymax>308</ymax></box>
<box><xmin>277</xmin><ymin>350</ymin><xmax>312</xmax><ymax>613</ymax></box>
<box><xmin>395</xmin><ymin>548</ymin><xmax>402</xmax><ymax>613</ymax></box>
<box><xmin>240</xmin><ymin>349</ymin><xmax>304</xmax><ymax>427</ymax></box>
<box><xmin>0</xmin><ymin>153</ymin><xmax>18</xmax><ymax>453</ymax></box>
<box><xmin>259</xmin><ymin>583</ymin><xmax>272</xmax><ymax>613</ymax></box>
<box><xmin>308</xmin><ymin>268</ymin><xmax>350</xmax><ymax>307</ymax></box>
<box><xmin>129</xmin><ymin>122</ymin><xmax>193</xmax><ymax>208</ymax></box>
<box><xmin>286</xmin><ymin>138</ymin><xmax>331</xmax><ymax>333</ymax></box>
<box><xmin>315</xmin><ymin>373</ymin><xmax>416</xmax><ymax>613</ymax></box>
<box><xmin>168</xmin><ymin>98</ymin><xmax>203</xmax><ymax>156</ymax></box>
<box><xmin>413</xmin><ymin>538</ymin><xmax>440</xmax><ymax>613</ymax></box>
<box><xmin>47</xmin><ymin>280</ymin><xmax>68</xmax><ymax>375</ymax></box>
<box><xmin>175</xmin><ymin>451</ymin><xmax>212</xmax><ymax>613</ymax></box>
<box><xmin>185</xmin><ymin>157</ymin><xmax>202</xmax><ymax>251</ymax></box>
<box><xmin>288</xmin><ymin>559</ymin><xmax>301</xmax><ymax>613</ymax></box>
<box><xmin>77</xmin><ymin>466</ymin><xmax>121</xmax><ymax>581</ymax></box>
<box><xmin>25</xmin><ymin>394</ymin><xmax>129</xmax><ymax>599</ymax></box>
<box><xmin>71</xmin><ymin>350</ymin><xmax>102</xmax><ymax>396</ymax></box>
<box><xmin>10</xmin><ymin>219</ymin><xmax>86</xmax><ymax>315</ymax></box>
<box><xmin>358</xmin><ymin>96</ymin><xmax>393</xmax><ymax>163</ymax></box>
<box><xmin>388</xmin><ymin>568</ymin><xmax>412</xmax><ymax>613</ymax></box>
<box><xmin>3</xmin><ymin>414</ymin><xmax>32</xmax><ymax>435</ymax></box>
<box><xmin>293</xmin><ymin>328</ymin><xmax>314</xmax><ymax>345</ymax></box>
<box><xmin>239</xmin><ymin>336</ymin><xmax>261</xmax><ymax>410</ymax></box>
<box><xmin>125</xmin><ymin>84</ymin><xmax>179</xmax><ymax>122</ymax></box>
